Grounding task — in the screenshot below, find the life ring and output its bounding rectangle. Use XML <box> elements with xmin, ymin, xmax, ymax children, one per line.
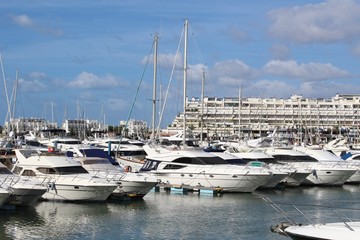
<box><xmin>124</xmin><ymin>165</ymin><xmax>132</xmax><ymax>172</ymax></box>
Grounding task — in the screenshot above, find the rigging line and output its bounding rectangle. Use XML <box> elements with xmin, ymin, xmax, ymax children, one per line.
<box><xmin>189</xmin><ymin>24</ymin><xmax>205</xmax><ymax>66</ymax></box>
<box><xmin>116</xmin><ymin>37</ymin><xmax>154</xmax><ymax>151</ymax></box>
<box><xmin>156</xmin><ymin>27</ymin><xmax>185</xmax><ymax>138</ymax></box>
<box><xmin>0</xmin><ymin>53</ymin><xmax>12</xmax><ymax>125</ymax></box>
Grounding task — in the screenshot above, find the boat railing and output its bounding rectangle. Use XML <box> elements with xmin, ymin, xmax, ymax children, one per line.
<box><xmin>263</xmin><ymin>196</ymin><xmax>360</xmax><ymax>236</ymax></box>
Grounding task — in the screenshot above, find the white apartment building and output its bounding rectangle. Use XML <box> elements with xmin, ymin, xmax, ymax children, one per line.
<box><xmin>62</xmin><ymin>119</ymin><xmax>103</xmax><ymax>134</ymax></box>
<box><xmin>167</xmin><ymin>94</ymin><xmax>360</xmax><ymax>139</ymax></box>
<box><xmin>4</xmin><ymin>118</ymin><xmax>57</xmax><ymax>134</ymax></box>
<box><xmin>119</xmin><ymin>119</ymin><xmax>147</xmax><ymax>138</ymax></box>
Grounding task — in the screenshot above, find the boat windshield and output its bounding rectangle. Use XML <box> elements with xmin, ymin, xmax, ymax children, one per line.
<box><xmin>54</xmin><ymin>166</ymin><xmax>89</xmax><ymax>174</ymax></box>
<box><xmin>173</xmin><ymin>156</ymin><xmax>227</xmax><ymax>165</ymax></box>
<box><xmin>241</xmin><ymin>158</ymin><xmax>278</xmax><ymax>164</ymax></box>
<box><xmin>272</xmin><ymin>155</ymin><xmax>318</xmax><ymax>162</ymax></box>
<box><xmin>82</xmin><ymin>159</ymin><xmax>110</xmax><ymax>165</ymax></box>
<box><xmin>37</xmin><ymin>166</ymin><xmax>89</xmax><ymax>175</ymax></box>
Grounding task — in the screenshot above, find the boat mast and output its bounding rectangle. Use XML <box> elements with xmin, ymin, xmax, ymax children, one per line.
<box><xmin>238</xmin><ymin>86</ymin><xmax>242</xmax><ymax>140</ymax></box>
<box><xmin>200</xmin><ymin>68</ymin><xmax>205</xmax><ymax>143</ymax></box>
<box><xmin>151</xmin><ymin>33</ymin><xmax>158</xmax><ymax>140</ymax></box>
<box><xmin>183</xmin><ymin>19</ymin><xmax>188</xmax><ymax>147</ymax></box>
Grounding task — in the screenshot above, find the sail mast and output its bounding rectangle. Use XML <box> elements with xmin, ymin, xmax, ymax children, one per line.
<box><xmin>183</xmin><ymin>19</ymin><xmax>188</xmax><ymax>147</ymax></box>
<box><xmin>200</xmin><ymin>68</ymin><xmax>205</xmax><ymax>143</ymax></box>
<box><xmin>151</xmin><ymin>33</ymin><xmax>158</xmax><ymax>140</ymax></box>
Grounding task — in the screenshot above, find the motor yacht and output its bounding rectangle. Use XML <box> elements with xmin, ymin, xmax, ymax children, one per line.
<box><xmin>209</xmin><ymin>150</ymin><xmax>288</xmax><ymax>189</ymax></box>
<box><xmin>83</xmin><ymin>137</ymin><xmax>147</xmax><ymax>172</ymax></box>
<box><xmin>268</xmin><ymin>197</ymin><xmax>360</xmax><ymax>240</ymax></box>
<box><xmin>284</xmin><ymin>221</ymin><xmax>360</xmax><ymax>240</ymax></box>
<box><xmin>221</xmin><ymin>145</ymin><xmax>311</xmax><ymax>187</ymax></box>
<box><xmin>265</xmin><ymin>147</ymin><xmax>356</xmax><ymax>186</ymax></box>
<box><xmin>0</xmin><ymin>162</ymin><xmax>47</xmax><ymax>206</ymax></box>
<box><xmin>12</xmin><ymin>149</ymin><xmax>117</xmax><ymax>202</ymax></box>
<box><xmin>141</xmin><ymin>145</ymin><xmax>271</xmax><ymax>193</ymax></box>
<box><xmin>67</xmin><ymin>147</ymin><xmax>158</xmax><ymax>198</ymax></box>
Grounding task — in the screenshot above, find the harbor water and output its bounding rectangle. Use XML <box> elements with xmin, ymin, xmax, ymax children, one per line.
<box><xmin>1</xmin><ymin>185</ymin><xmax>360</xmax><ymax>240</ymax></box>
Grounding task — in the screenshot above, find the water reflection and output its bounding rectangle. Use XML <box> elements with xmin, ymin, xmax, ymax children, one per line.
<box><xmin>0</xmin><ymin>186</ymin><xmax>359</xmax><ymax>240</ymax></box>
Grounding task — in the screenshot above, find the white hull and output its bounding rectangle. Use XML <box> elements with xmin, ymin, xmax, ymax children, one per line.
<box><xmin>152</xmin><ymin>170</ymin><xmax>270</xmax><ymax>192</ymax></box>
<box><xmin>8</xmin><ymin>186</ymin><xmax>46</xmax><ymax>206</ymax></box>
<box><xmin>282</xmin><ymin>171</ymin><xmax>311</xmax><ymax>187</ymax></box>
<box><xmin>346</xmin><ymin>171</ymin><xmax>360</xmax><ymax>183</ymax></box>
<box><xmin>42</xmin><ymin>184</ymin><xmax>116</xmax><ymax>202</ymax></box>
<box><xmin>302</xmin><ymin>169</ymin><xmax>357</xmax><ymax>186</ymax></box>
<box><xmin>285</xmin><ymin>221</ymin><xmax>360</xmax><ymax>240</ymax></box>
<box><xmin>113</xmin><ymin>180</ymin><xmax>156</xmax><ymax>197</ymax></box>
<box><xmin>259</xmin><ymin>172</ymin><xmax>288</xmax><ymax>189</ymax></box>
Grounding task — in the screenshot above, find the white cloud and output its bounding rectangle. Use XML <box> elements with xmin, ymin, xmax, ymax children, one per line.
<box><xmin>248</xmin><ymin>79</ymin><xmax>298</xmax><ymax>98</ymax></box>
<box><xmin>263</xmin><ymin>60</ymin><xmax>350</xmax><ymax>81</ymax></box>
<box><xmin>10</xmin><ymin>14</ymin><xmax>63</xmax><ymax>36</ymax></box>
<box><xmin>29</xmin><ymin>71</ymin><xmax>47</xmax><ymax>79</ymax></box>
<box><xmin>268</xmin><ymin>0</ymin><xmax>360</xmax><ymax>43</ymax></box>
<box><xmin>211</xmin><ymin>59</ymin><xmax>258</xmax><ymax>83</ymax></box>
<box><xmin>18</xmin><ymin>77</ymin><xmax>48</xmax><ymax>92</ymax></box>
<box><xmin>300</xmin><ymin>81</ymin><xmax>360</xmax><ymax>98</ymax></box>
<box><xmin>11</xmin><ymin>14</ymin><xmax>34</xmax><ymax>27</ymax></box>
<box><xmin>142</xmin><ymin>53</ymin><xmax>183</xmax><ymax>70</ymax></box>
<box><xmin>68</xmin><ymin>72</ymin><xmax>123</xmax><ymax>89</ymax></box>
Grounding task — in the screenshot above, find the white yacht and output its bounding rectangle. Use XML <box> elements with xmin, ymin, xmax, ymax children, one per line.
<box><xmin>223</xmin><ymin>146</ymin><xmax>310</xmax><ymax>188</ymax></box>
<box><xmin>68</xmin><ymin>147</ymin><xmax>158</xmax><ymax>198</ymax></box>
<box><xmin>294</xmin><ymin>146</ymin><xmax>359</xmax><ymax>184</ymax></box>
<box><xmin>265</xmin><ymin>147</ymin><xmax>356</xmax><ymax>186</ymax></box>
<box><xmin>83</xmin><ymin>137</ymin><xmax>147</xmax><ymax>160</ymax></box>
<box><xmin>0</xmin><ymin>162</ymin><xmax>47</xmax><ymax>206</ymax></box>
<box><xmin>336</xmin><ymin>152</ymin><xmax>360</xmax><ymax>183</ymax></box>
<box><xmin>209</xmin><ymin>150</ymin><xmax>288</xmax><ymax>189</ymax></box>
<box><xmin>268</xmin><ymin>197</ymin><xmax>360</xmax><ymax>240</ymax></box>
<box><xmin>40</xmin><ymin>137</ymin><xmax>83</xmax><ymax>152</ymax></box>
<box><xmin>284</xmin><ymin>221</ymin><xmax>360</xmax><ymax>240</ymax></box>
<box><xmin>12</xmin><ymin>149</ymin><xmax>118</xmax><ymax>202</ymax></box>
<box><xmin>83</xmin><ymin>137</ymin><xmax>147</xmax><ymax>172</ymax></box>
<box><xmin>141</xmin><ymin>145</ymin><xmax>271</xmax><ymax>193</ymax></box>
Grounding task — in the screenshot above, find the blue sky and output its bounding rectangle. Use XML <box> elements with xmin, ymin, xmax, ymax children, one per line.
<box><xmin>1</xmin><ymin>0</ymin><xmax>360</xmax><ymax>128</ymax></box>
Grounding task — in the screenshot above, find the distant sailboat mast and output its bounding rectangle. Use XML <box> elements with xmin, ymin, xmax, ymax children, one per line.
<box><xmin>151</xmin><ymin>33</ymin><xmax>159</xmax><ymax>140</ymax></box>
<box><xmin>200</xmin><ymin>68</ymin><xmax>205</xmax><ymax>143</ymax></box>
<box><xmin>182</xmin><ymin>19</ymin><xmax>188</xmax><ymax>147</ymax></box>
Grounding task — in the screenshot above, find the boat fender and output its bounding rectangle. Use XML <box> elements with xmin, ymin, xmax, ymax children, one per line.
<box><xmin>270</xmin><ymin>222</ymin><xmax>291</xmax><ymax>236</ymax></box>
<box><xmin>48</xmin><ymin>182</ymin><xmax>56</xmax><ymax>191</ymax></box>
<box><xmin>125</xmin><ymin>165</ymin><xmax>132</xmax><ymax>172</ymax></box>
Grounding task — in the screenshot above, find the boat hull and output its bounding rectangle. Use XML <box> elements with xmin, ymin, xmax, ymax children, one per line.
<box><xmin>42</xmin><ymin>184</ymin><xmax>117</xmax><ymax>202</ymax></box>
<box><xmin>302</xmin><ymin>169</ymin><xmax>357</xmax><ymax>186</ymax></box>
<box><xmin>282</xmin><ymin>171</ymin><xmax>312</xmax><ymax>187</ymax></box>
<box><xmin>285</xmin><ymin>222</ymin><xmax>360</xmax><ymax>240</ymax></box>
<box><xmin>8</xmin><ymin>187</ymin><xmax>47</xmax><ymax>206</ymax></box>
<box><xmin>151</xmin><ymin>171</ymin><xmax>270</xmax><ymax>193</ymax></box>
